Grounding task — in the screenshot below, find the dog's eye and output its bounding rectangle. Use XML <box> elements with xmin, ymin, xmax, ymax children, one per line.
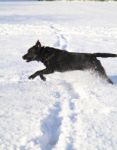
<box><xmin>29</xmin><ymin>50</ymin><xmax>32</xmax><ymax>53</ymax></box>
<box><xmin>28</xmin><ymin>49</ymin><xmax>33</xmax><ymax>53</ymax></box>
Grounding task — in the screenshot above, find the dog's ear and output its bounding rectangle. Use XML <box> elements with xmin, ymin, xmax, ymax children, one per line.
<box><xmin>35</xmin><ymin>40</ymin><xmax>41</xmax><ymax>48</ymax></box>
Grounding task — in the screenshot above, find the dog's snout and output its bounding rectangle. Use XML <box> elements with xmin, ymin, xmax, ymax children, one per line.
<box><xmin>22</xmin><ymin>55</ymin><xmax>26</xmax><ymax>59</ymax></box>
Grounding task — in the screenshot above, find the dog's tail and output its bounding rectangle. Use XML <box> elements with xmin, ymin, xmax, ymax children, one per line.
<box><xmin>92</xmin><ymin>53</ymin><xmax>117</xmax><ymax>58</ymax></box>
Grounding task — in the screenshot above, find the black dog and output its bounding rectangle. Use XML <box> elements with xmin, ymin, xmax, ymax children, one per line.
<box><xmin>22</xmin><ymin>40</ymin><xmax>117</xmax><ymax>84</ymax></box>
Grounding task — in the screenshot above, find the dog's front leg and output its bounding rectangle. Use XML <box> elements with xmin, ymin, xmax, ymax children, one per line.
<box><xmin>29</xmin><ymin>68</ymin><xmax>54</xmax><ymax>81</ymax></box>
<box><xmin>40</xmin><ymin>74</ymin><xmax>46</xmax><ymax>81</ymax></box>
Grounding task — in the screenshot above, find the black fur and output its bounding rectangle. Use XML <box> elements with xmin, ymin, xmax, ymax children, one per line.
<box><xmin>22</xmin><ymin>40</ymin><xmax>117</xmax><ymax>84</ymax></box>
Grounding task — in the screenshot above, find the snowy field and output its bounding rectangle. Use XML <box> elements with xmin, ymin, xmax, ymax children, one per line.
<box><xmin>0</xmin><ymin>1</ymin><xmax>117</xmax><ymax>150</ymax></box>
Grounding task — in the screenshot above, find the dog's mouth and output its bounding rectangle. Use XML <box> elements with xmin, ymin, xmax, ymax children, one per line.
<box><xmin>22</xmin><ymin>56</ymin><xmax>32</xmax><ymax>62</ymax></box>
<box><xmin>22</xmin><ymin>55</ymin><xmax>38</xmax><ymax>62</ymax></box>
<box><xmin>26</xmin><ymin>59</ymin><xmax>31</xmax><ymax>62</ymax></box>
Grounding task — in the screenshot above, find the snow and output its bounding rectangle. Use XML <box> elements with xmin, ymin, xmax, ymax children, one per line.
<box><xmin>0</xmin><ymin>1</ymin><xmax>117</xmax><ymax>150</ymax></box>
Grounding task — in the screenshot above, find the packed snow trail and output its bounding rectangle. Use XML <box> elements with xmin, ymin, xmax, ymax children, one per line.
<box><xmin>0</xmin><ymin>1</ymin><xmax>117</xmax><ymax>150</ymax></box>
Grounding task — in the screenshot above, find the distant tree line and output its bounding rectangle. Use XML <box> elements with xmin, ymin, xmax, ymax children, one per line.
<box><xmin>38</xmin><ymin>0</ymin><xmax>117</xmax><ymax>1</ymax></box>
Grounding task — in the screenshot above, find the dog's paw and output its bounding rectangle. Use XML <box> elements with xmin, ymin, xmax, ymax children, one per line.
<box><xmin>42</xmin><ymin>77</ymin><xmax>46</xmax><ymax>81</ymax></box>
<box><xmin>40</xmin><ymin>75</ymin><xmax>46</xmax><ymax>81</ymax></box>
<box><xmin>28</xmin><ymin>74</ymin><xmax>36</xmax><ymax>80</ymax></box>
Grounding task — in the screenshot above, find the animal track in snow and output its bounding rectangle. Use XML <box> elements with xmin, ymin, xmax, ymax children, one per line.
<box><xmin>38</xmin><ymin>102</ymin><xmax>61</xmax><ymax>150</ymax></box>
<box><xmin>50</xmin><ymin>25</ymin><xmax>68</xmax><ymax>50</ymax></box>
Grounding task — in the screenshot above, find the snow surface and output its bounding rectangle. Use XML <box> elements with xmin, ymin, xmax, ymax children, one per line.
<box><xmin>0</xmin><ymin>1</ymin><xmax>117</xmax><ymax>150</ymax></box>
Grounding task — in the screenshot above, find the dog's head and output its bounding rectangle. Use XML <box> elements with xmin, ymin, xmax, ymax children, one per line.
<box><xmin>22</xmin><ymin>40</ymin><xmax>42</xmax><ymax>62</ymax></box>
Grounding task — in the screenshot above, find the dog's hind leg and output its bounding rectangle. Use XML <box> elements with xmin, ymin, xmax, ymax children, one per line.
<box><xmin>93</xmin><ymin>59</ymin><xmax>113</xmax><ymax>84</ymax></box>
